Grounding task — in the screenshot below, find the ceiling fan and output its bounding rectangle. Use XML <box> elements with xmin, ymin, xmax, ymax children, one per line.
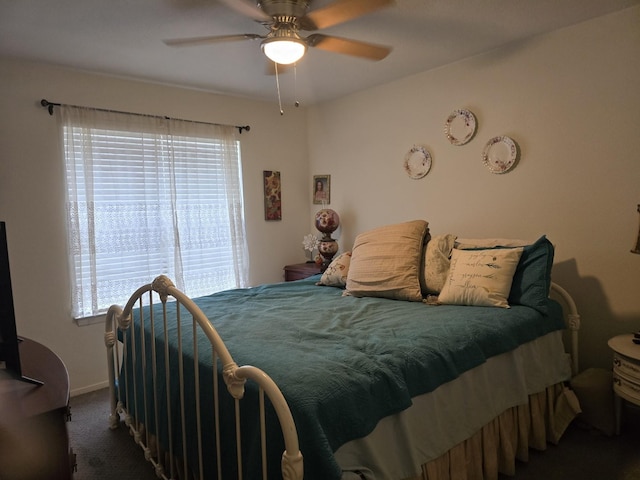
<box><xmin>163</xmin><ymin>0</ymin><xmax>394</xmax><ymax>66</ymax></box>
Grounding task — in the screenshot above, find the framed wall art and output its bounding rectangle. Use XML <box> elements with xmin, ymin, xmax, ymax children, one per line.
<box><xmin>263</xmin><ymin>170</ymin><xmax>282</xmax><ymax>221</ymax></box>
<box><xmin>313</xmin><ymin>175</ymin><xmax>331</xmax><ymax>205</ymax></box>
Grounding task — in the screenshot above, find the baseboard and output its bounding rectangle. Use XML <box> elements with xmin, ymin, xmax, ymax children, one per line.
<box><xmin>71</xmin><ymin>380</ymin><xmax>110</xmax><ymax>397</ymax></box>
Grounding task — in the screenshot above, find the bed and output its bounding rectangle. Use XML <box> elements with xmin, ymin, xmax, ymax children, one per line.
<box><xmin>104</xmin><ymin>220</ymin><xmax>581</xmax><ymax>480</ymax></box>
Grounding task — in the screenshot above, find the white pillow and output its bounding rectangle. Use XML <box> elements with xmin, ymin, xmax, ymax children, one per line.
<box><xmin>438</xmin><ymin>247</ymin><xmax>523</xmax><ymax>308</ymax></box>
<box><xmin>455</xmin><ymin>238</ymin><xmax>532</xmax><ymax>249</ymax></box>
<box><xmin>421</xmin><ymin>233</ymin><xmax>457</xmax><ymax>295</ymax></box>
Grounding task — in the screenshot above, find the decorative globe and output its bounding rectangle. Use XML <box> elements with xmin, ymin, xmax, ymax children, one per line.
<box><xmin>315</xmin><ymin>209</ymin><xmax>340</xmax><ymax>236</ymax></box>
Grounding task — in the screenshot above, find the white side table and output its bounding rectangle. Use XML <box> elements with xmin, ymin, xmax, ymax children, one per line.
<box><xmin>608</xmin><ymin>333</ymin><xmax>640</xmax><ymax>434</ymax></box>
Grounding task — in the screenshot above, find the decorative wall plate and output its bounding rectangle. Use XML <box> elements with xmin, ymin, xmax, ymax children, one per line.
<box><xmin>482</xmin><ymin>136</ymin><xmax>518</xmax><ymax>174</ymax></box>
<box><xmin>404</xmin><ymin>146</ymin><xmax>432</xmax><ymax>179</ymax></box>
<box><xmin>444</xmin><ymin>109</ymin><xmax>477</xmax><ymax>146</ymax></box>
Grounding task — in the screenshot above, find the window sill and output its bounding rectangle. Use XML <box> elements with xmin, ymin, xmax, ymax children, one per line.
<box><xmin>75</xmin><ymin>314</ymin><xmax>106</xmax><ymax>327</ymax></box>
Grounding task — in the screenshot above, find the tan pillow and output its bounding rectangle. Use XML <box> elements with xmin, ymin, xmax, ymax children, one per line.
<box><xmin>316</xmin><ymin>251</ymin><xmax>352</xmax><ymax>287</ymax></box>
<box><xmin>421</xmin><ymin>233</ymin><xmax>457</xmax><ymax>295</ymax></box>
<box><xmin>438</xmin><ymin>247</ymin><xmax>523</xmax><ymax>308</ymax></box>
<box><xmin>345</xmin><ymin>220</ymin><xmax>429</xmax><ymax>302</ymax></box>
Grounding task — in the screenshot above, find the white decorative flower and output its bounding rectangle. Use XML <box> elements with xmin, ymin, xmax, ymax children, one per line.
<box><xmin>302</xmin><ymin>233</ymin><xmax>320</xmax><ymax>252</ymax></box>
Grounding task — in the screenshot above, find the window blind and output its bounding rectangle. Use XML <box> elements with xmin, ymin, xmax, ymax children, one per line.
<box><xmin>60</xmin><ymin>106</ymin><xmax>248</xmax><ymax>319</ymax></box>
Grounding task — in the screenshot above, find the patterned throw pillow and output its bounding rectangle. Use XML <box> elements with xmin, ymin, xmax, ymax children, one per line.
<box><xmin>316</xmin><ymin>251</ymin><xmax>352</xmax><ymax>287</ymax></box>
<box><xmin>455</xmin><ymin>235</ymin><xmax>555</xmax><ymax>313</ymax></box>
<box><xmin>438</xmin><ymin>247</ymin><xmax>523</xmax><ymax>308</ymax></box>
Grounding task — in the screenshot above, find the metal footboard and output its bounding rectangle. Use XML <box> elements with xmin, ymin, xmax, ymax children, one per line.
<box><xmin>104</xmin><ymin>275</ymin><xmax>304</xmax><ymax>480</ymax></box>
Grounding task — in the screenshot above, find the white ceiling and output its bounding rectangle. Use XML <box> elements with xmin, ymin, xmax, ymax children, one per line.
<box><xmin>1</xmin><ymin>0</ymin><xmax>639</xmax><ymax>105</ymax></box>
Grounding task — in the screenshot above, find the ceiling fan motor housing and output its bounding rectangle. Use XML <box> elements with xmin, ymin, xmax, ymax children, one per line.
<box><xmin>269</xmin><ymin>17</ymin><xmax>303</xmax><ymax>35</ymax></box>
<box><xmin>259</xmin><ymin>0</ymin><xmax>311</xmax><ymax>19</ymax></box>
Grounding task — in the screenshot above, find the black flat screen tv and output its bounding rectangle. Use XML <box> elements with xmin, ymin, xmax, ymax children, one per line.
<box><xmin>0</xmin><ymin>221</ymin><xmax>42</xmax><ymax>385</ymax></box>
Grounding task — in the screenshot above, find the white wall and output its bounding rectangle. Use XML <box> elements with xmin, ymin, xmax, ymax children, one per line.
<box><xmin>1</xmin><ymin>7</ymin><xmax>638</xmax><ymax>393</ymax></box>
<box><xmin>307</xmin><ymin>7</ymin><xmax>640</xmax><ymax>371</ymax></box>
<box><xmin>0</xmin><ymin>58</ymin><xmax>309</xmax><ymax>394</ymax></box>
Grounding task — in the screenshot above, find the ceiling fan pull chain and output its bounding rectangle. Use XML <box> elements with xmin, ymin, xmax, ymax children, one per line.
<box><xmin>294</xmin><ymin>63</ymin><xmax>300</xmax><ymax>108</ymax></box>
<box><xmin>275</xmin><ymin>62</ymin><xmax>284</xmax><ymax>115</ymax></box>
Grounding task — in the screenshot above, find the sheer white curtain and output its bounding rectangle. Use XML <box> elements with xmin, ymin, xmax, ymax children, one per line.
<box><xmin>59</xmin><ymin>106</ymin><xmax>249</xmax><ymax>319</ymax></box>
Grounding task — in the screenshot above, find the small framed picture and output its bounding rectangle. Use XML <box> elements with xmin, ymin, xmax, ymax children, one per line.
<box><xmin>313</xmin><ymin>175</ymin><xmax>330</xmax><ymax>205</ymax></box>
<box><xmin>263</xmin><ymin>170</ymin><xmax>282</xmax><ymax>221</ymax></box>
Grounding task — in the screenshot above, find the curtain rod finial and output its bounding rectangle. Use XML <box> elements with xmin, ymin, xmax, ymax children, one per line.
<box><xmin>40</xmin><ymin>99</ymin><xmax>55</xmax><ymax>115</ymax></box>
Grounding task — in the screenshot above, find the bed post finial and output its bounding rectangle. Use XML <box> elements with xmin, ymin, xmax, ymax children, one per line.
<box><xmin>152</xmin><ymin>275</ymin><xmax>175</xmax><ymax>302</ymax></box>
<box><xmin>282</xmin><ymin>450</ymin><xmax>304</xmax><ymax>480</ymax></box>
<box><xmin>223</xmin><ymin>363</ymin><xmax>247</xmax><ymax>398</ymax></box>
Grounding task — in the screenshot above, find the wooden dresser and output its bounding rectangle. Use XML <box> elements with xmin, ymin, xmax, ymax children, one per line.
<box><xmin>0</xmin><ymin>338</ymin><xmax>75</xmax><ymax>479</ymax></box>
<box><xmin>283</xmin><ymin>262</ymin><xmax>322</xmax><ymax>281</ymax></box>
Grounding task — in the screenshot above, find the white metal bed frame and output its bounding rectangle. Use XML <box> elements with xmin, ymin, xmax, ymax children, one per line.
<box><xmin>549</xmin><ymin>281</ymin><xmax>581</xmax><ymax>376</ymax></box>
<box><xmin>104</xmin><ymin>277</ymin><xmax>580</xmax><ymax>480</ymax></box>
<box><xmin>104</xmin><ymin>275</ymin><xmax>303</xmax><ymax>480</ymax></box>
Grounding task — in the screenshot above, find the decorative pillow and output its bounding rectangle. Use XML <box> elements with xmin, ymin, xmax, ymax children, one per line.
<box><xmin>438</xmin><ymin>247</ymin><xmax>523</xmax><ymax>308</ymax></box>
<box><xmin>455</xmin><ymin>235</ymin><xmax>554</xmax><ymax>314</ymax></box>
<box><xmin>316</xmin><ymin>251</ymin><xmax>352</xmax><ymax>287</ymax></box>
<box><xmin>455</xmin><ymin>237</ymin><xmax>531</xmax><ymax>249</ymax></box>
<box><xmin>509</xmin><ymin>236</ymin><xmax>554</xmax><ymax>314</ymax></box>
<box><xmin>345</xmin><ymin>220</ymin><xmax>429</xmax><ymax>302</ymax></box>
<box><xmin>421</xmin><ymin>233</ymin><xmax>457</xmax><ymax>295</ymax></box>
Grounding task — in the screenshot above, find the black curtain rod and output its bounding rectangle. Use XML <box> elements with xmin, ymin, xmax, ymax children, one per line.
<box><xmin>40</xmin><ymin>99</ymin><xmax>250</xmax><ymax>134</ymax></box>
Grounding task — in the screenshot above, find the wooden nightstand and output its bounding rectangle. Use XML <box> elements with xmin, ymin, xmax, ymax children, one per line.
<box><xmin>608</xmin><ymin>333</ymin><xmax>640</xmax><ymax>434</ymax></box>
<box><xmin>283</xmin><ymin>262</ymin><xmax>322</xmax><ymax>281</ymax></box>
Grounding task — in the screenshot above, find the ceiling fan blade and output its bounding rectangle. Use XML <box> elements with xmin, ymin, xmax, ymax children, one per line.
<box><xmin>218</xmin><ymin>0</ymin><xmax>271</xmax><ymax>22</ymax></box>
<box><xmin>300</xmin><ymin>0</ymin><xmax>394</xmax><ymax>31</ymax></box>
<box><xmin>163</xmin><ymin>33</ymin><xmax>263</xmax><ymax>47</ymax></box>
<box><xmin>306</xmin><ymin>34</ymin><xmax>391</xmax><ymax>61</ymax></box>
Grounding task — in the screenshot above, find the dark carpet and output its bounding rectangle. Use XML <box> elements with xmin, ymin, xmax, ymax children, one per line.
<box><xmin>498</xmin><ymin>403</ymin><xmax>640</xmax><ymax>480</ymax></box>
<box><xmin>68</xmin><ymin>388</ymin><xmax>158</xmax><ymax>480</ymax></box>
<box><xmin>68</xmin><ymin>388</ymin><xmax>640</xmax><ymax>479</ymax></box>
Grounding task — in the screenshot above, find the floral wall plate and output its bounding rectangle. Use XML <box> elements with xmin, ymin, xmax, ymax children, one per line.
<box><xmin>444</xmin><ymin>109</ymin><xmax>477</xmax><ymax>146</ymax></box>
<box><xmin>404</xmin><ymin>146</ymin><xmax>432</xmax><ymax>179</ymax></box>
<box><xmin>482</xmin><ymin>136</ymin><xmax>518</xmax><ymax>174</ymax></box>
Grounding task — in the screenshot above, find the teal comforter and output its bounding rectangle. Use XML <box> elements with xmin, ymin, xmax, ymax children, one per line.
<box><xmin>120</xmin><ymin>275</ymin><xmax>565</xmax><ymax>480</ymax></box>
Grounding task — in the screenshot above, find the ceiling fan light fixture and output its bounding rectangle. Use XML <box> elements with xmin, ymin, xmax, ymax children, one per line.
<box><xmin>261</xmin><ymin>36</ymin><xmax>306</xmax><ymax>65</ymax></box>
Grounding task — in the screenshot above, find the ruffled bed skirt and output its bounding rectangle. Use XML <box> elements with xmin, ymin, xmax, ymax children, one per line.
<box><xmin>403</xmin><ymin>383</ymin><xmax>580</xmax><ymax>480</ymax></box>
<box><xmin>119</xmin><ymin>383</ymin><xmax>579</xmax><ymax>480</ymax></box>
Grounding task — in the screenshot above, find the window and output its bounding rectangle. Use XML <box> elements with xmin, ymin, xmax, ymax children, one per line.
<box><xmin>59</xmin><ymin>106</ymin><xmax>248</xmax><ymax>319</ymax></box>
